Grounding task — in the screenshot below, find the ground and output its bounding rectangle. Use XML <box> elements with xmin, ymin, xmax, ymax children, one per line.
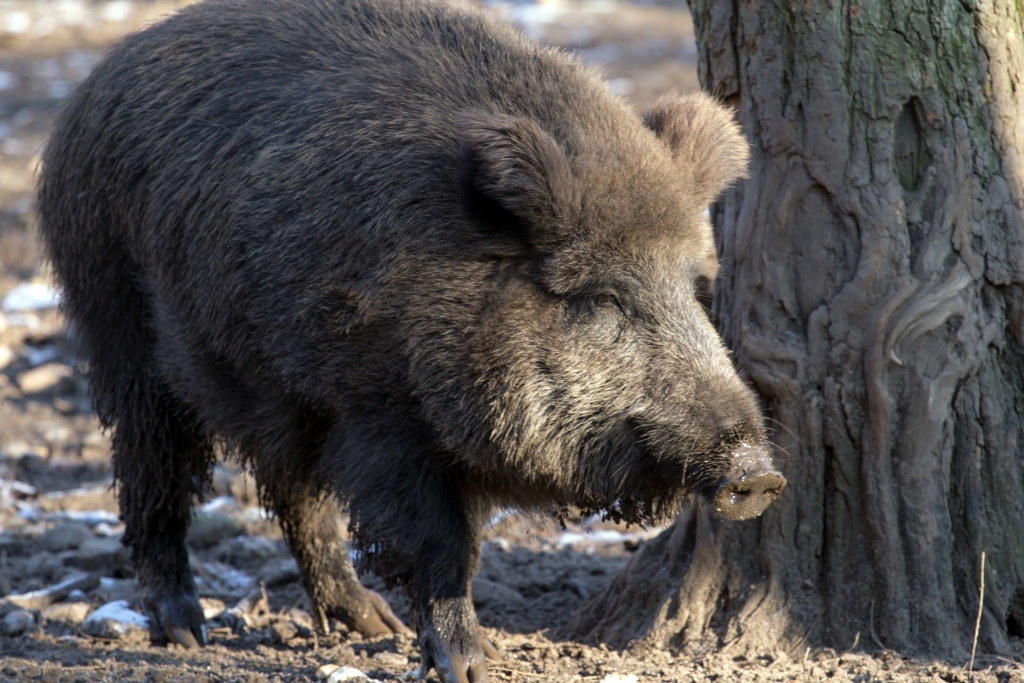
<box><xmin>0</xmin><ymin>1</ymin><xmax>1021</xmax><ymax>682</ymax></box>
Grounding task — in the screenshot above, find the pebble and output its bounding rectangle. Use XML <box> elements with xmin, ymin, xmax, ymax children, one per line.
<box><xmin>200</xmin><ymin>597</ymin><xmax>225</xmax><ymax>620</ymax></box>
<box><xmin>38</xmin><ymin>485</ymin><xmax>118</xmax><ymax>513</ymax></box>
<box><xmin>259</xmin><ymin>557</ymin><xmax>300</xmax><ymax>587</ymax></box>
<box><xmin>69</xmin><ymin>536</ymin><xmax>126</xmax><ymax>573</ymax></box>
<box><xmin>471</xmin><ymin>577</ymin><xmax>525</xmax><ymax>608</ymax></box>
<box><xmin>192</xmin><ymin>560</ymin><xmax>253</xmax><ymax>596</ymax></box>
<box><xmin>81</xmin><ymin>600</ymin><xmax>148</xmax><ymax>641</ymax></box>
<box><xmin>41</xmin><ymin>601</ymin><xmax>91</xmax><ymax>625</ymax></box>
<box><xmin>217</xmin><ymin>534</ymin><xmax>280</xmax><ymax>562</ymax></box>
<box><xmin>317</xmin><ymin>665</ymin><xmax>379</xmax><ymax>683</ymax></box>
<box><xmin>187</xmin><ymin>510</ymin><xmax>243</xmax><ymax>548</ymax></box>
<box><xmin>16</xmin><ymin>362</ymin><xmax>74</xmax><ymax>394</ymax></box>
<box><xmin>38</xmin><ymin>521</ymin><xmax>93</xmax><ymax>552</ymax></box>
<box><xmin>0</xmin><ymin>609</ymin><xmax>38</xmax><ymax>636</ymax></box>
<box><xmin>0</xmin><ymin>344</ymin><xmax>13</xmax><ymax>370</ymax></box>
<box><xmin>93</xmin><ymin>577</ymin><xmax>137</xmax><ymax>604</ymax></box>
<box><xmin>271</xmin><ymin>619</ymin><xmax>300</xmax><ymax>643</ymax></box>
<box><xmin>371</xmin><ymin>651</ymin><xmax>409</xmax><ymax>668</ymax></box>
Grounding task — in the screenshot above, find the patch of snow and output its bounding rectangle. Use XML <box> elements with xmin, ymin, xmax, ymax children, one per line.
<box><xmin>100</xmin><ymin>0</ymin><xmax>132</xmax><ymax>23</ymax></box>
<box><xmin>2</xmin><ymin>283</ymin><xmax>61</xmax><ymax>312</ymax></box>
<box><xmin>600</xmin><ymin>675</ymin><xmax>638</xmax><ymax>683</ymax></box>
<box><xmin>2</xmin><ymin>11</ymin><xmax>30</xmax><ymax>34</ymax></box>
<box><xmin>56</xmin><ymin>0</ymin><xmax>87</xmax><ymax>26</ymax></box>
<box><xmin>83</xmin><ymin>600</ymin><xmax>149</xmax><ymax>636</ymax></box>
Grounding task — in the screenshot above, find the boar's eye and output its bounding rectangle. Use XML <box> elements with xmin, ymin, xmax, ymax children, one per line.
<box><xmin>695</xmin><ymin>275</ymin><xmax>714</xmax><ymax>316</ymax></box>
<box><xmin>593</xmin><ymin>292</ymin><xmax>625</xmax><ymax>315</ymax></box>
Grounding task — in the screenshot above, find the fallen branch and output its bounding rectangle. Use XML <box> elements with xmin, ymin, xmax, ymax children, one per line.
<box><xmin>967</xmin><ymin>551</ymin><xmax>986</xmax><ymax>673</ymax></box>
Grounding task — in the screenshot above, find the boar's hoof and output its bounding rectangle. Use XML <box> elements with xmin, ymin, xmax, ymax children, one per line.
<box><xmin>417</xmin><ymin>624</ymin><xmax>488</xmax><ymax>683</ymax></box>
<box><xmin>167</xmin><ymin>626</ymin><xmax>204</xmax><ymax>649</ymax></box>
<box><xmin>341</xmin><ymin>588</ymin><xmax>412</xmax><ymax>637</ymax></box>
<box><xmin>714</xmin><ymin>444</ymin><xmax>787</xmax><ymax>521</ymax></box>
<box><xmin>146</xmin><ymin>592</ymin><xmax>207</xmax><ymax>648</ymax></box>
<box><xmin>482</xmin><ymin>638</ymin><xmax>501</xmax><ymax>661</ymax></box>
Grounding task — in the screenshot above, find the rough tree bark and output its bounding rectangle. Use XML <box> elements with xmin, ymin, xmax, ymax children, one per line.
<box><xmin>569</xmin><ymin>0</ymin><xmax>1024</xmax><ymax>658</ymax></box>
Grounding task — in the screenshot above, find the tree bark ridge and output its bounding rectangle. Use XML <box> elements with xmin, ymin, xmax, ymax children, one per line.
<box><xmin>570</xmin><ymin>0</ymin><xmax>1024</xmax><ymax>658</ymax></box>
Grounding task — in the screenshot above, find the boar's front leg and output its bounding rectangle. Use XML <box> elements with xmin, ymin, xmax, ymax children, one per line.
<box><xmin>268</xmin><ymin>483</ymin><xmax>410</xmax><ymax>637</ymax></box>
<box><xmin>113</xmin><ymin>385</ymin><xmax>213</xmax><ymax>649</ymax></box>
<box><xmin>347</xmin><ymin>455</ymin><xmax>490</xmax><ymax>683</ymax></box>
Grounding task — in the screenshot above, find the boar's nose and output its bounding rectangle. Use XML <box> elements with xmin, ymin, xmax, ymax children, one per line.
<box><xmin>713</xmin><ymin>443</ymin><xmax>786</xmax><ymax>520</ymax></box>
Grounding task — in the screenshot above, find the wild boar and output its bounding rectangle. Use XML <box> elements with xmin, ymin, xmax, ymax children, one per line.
<box><xmin>37</xmin><ymin>0</ymin><xmax>785</xmax><ymax>681</ymax></box>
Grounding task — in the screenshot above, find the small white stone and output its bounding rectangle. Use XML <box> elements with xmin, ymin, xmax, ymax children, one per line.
<box><xmin>42</xmin><ymin>601</ymin><xmax>91</xmax><ymax>625</ymax></box>
<box><xmin>317</xmin><ymin>664</ymin><xmax>340</xmax><ymax>680</ymax></box>
<box><xmin>200</xmin><ymin>597</ymin><xmax>226</xmax><ymax>620</ymax></box>
<box><xmin>371</xmin><ymin>651</ymin><xmax>409</xmax><ymax>668</ymax></box>
<box><xmin>0</xmin><ymin>609</ymin><xmax>37</xmax><ymax>635</ymax></box>
<box><xmin>17</xmin><ymin>362</ymin><xmax>73</xmax><ymax>394</ymax></box>
<box><xmin>0</xmin><ymin>71</ymin><xmax>16</xmax><ymax>91</ymax></box>
<box><xmin>0</xmin><ymin>344</ymin><xmax>13</xmax><ymax>370</ymax></box>
<box><xmin>326</xmin><ymin>667</ymin><xmax>373</xmax><ymax>683</ymax></box>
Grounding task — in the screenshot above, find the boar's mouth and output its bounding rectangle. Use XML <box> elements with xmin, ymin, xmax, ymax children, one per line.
<box><xmin>712</xmin><ymin>443</ymin><xmax>786</xmax><ymax>521</ymax></box>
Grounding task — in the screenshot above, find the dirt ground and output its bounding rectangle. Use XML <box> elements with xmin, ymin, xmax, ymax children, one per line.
<box><xmin>0</xmin><ymin>1</ymin><xmax>1021</xmax><ymax>682</ymax></box>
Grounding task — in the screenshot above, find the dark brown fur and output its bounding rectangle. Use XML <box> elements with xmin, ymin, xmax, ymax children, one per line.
<box><xmin>37</xmin><ymin>1</ymin><xmax>775</xmax><ymax>681</ymax></box>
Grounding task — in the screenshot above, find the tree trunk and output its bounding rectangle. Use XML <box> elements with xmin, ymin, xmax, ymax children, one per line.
<box><xmin>569</xmin><ymin>0</ymin><xmax>1024</xmax><ymax>659</ymax></box>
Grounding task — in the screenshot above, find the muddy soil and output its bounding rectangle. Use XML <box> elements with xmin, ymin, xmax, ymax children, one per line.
<box><xmin>0</xmin><ymin>1</ymin><xmax>1021</xmax><ymax>682</ymax></box>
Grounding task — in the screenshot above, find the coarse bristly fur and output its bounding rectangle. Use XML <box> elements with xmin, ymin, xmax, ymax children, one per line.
<box><xmin>37</xmin><ymin>0</ymin><xmax>769</xmax><ymax>680</ymax></box>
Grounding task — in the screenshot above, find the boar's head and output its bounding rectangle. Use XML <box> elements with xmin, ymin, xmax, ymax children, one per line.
<box><xmin>426</xmin><ymin>93</ymin><xmax>784</xmax><ymax>523</ymax></box>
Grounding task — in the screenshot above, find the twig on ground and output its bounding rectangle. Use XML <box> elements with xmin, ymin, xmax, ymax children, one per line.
<box><xmin>843</xmin><ymin>631</ymin><xmax>860</xmax><ymax>655</ymax></box>
<box><xmin>786</xmin><ymin>609</ymin><xmax>825</xmax><ymax>659</ymax></box>
<box><xmin>992</xmin><ymin>655</ymin><xmax>1022</xmax><ymax>668</ymax></box>
<box><xmin>868</xmin><ymin>600</ymin><xmax>885</xmax><ymax>651</ymax></box>
<box><xmin>968</xmin><ymin>550</ymin><xmax>986</xmax><ymax>673</ymax></box>
<box><xmin>487</xmin><ymin>666</ymin><xmax>549</xmax><ymax>677</ymax></box>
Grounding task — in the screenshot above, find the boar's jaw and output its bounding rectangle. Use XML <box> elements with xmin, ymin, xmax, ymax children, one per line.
<box><xmin>712</xmin><ymin>443</ymin><xmax>786</xmax><ymax>520</ymax></box>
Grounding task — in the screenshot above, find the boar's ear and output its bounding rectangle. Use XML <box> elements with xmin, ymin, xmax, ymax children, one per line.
<box><xmin>643</xmin><ymin>93</ymin><xmax>749</xmax><ymax>206</ymax></box>
<box><xmin>458</xmin><ymin>111</ymin><xmax>576</xmax><ymax>249</ymax></box>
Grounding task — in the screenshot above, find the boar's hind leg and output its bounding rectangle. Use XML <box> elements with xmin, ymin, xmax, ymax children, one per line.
<box><xmin>270</xmin><ymin>486</ymin><xmax>410</xmax><ymax>637</ymax></box>
<box><xmin>113</xmin><ymin>383</ymin><xmax>213</xmax><ymax>649</ymax></box>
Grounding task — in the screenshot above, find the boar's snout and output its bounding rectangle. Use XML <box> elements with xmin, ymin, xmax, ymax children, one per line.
<box><xmin>713</xmin><ymin>443</ymin><xmax>786</xmax><ymax>520</ymax></box>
